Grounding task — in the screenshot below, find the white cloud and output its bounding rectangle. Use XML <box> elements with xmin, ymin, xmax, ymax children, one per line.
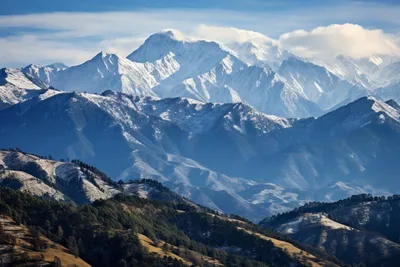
<box><xmin>0</xmin><ymin>10</ymin><xmax>269</xmax><ymax>67</ymax></box>
<box><xmin>0</xmin><ymin>35</ymin><xmax>97</xmax><ymax>67</ymax></box>
<box><xmin>194</xmin><ymin>25</ymin><xmax>275</xmax><ymax>45</ymax></box>
<box><xmin>1</xmin><ymin>5</ymin><xmax>400</xmax><ymax>67</ymax></box>
<box><xmin>279</xmin><ymin>24</ymin><xmax>400</xmax><ymax>59</ymax></box>
<box><xmin>192</xmin><ymin>24</ymin><xmax>400</xmax><ymax>61</ymax></box>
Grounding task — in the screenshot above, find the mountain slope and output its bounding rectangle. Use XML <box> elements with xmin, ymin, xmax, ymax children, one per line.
<box><xmin>261</xmin><ymin>194</ymin><xmax>400</xmax><ymax>266</ymax></box>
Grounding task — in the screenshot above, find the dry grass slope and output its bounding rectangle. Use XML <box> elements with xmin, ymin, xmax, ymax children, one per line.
<box><xmin>206</xmin><ymin>213</ymin><xmax>337</xmax><ymax>267</ymax></box>
<box><xmin>0</xmin><ymin>214</ymin><xmax>91</xmax><ymax>267</ymax></box>
<box><xmin>138</xmin><ymin>233</ymin><xmax>223</xmax><ymax>266</ymax></box>
<box><xmin>236</xmin><ymin>227</ymin><xmax>338</xmax><ymax>267</ymax></box>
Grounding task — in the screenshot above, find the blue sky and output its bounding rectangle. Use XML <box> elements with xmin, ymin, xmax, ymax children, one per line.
<box><xmin>3</xmin><ymin>0</ymin><xmax>400</xmax><ymax>15</ymax></box>
<box><xmin>2</xmin><ymin>0</ymin><xmax>400</xmax><ymax>67</ymax></box>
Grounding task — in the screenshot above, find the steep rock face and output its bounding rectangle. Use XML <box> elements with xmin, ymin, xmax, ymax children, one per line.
<box><xmin>261</xmin><ymin>196</ymin><xmax>400</xmax><ymax>266</ymax></box>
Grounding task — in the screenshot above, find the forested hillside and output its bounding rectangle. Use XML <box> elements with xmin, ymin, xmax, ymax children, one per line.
<box><xmin>0</xmin><ymin>188</ymin><xmax>340</xmax><ymax>267</ymax></box>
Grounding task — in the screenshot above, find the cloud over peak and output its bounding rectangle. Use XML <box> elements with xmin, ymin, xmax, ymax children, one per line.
<box><xmin>194</xmin><ymin>25</ymin><xmax>276</xmax><ymax>45</ymax></box>
<box><xmin>193</xmin><ymin>24</ymin><xmax>400</xmax><ymax>60</ymax></box>
<box><xmin>279</xmin><ymin>24</ymin><xmax>400</xmax><ymax>59</ymax></box>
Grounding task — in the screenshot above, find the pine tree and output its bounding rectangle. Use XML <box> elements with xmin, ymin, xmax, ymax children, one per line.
<box><xmin>32</xmin><ymin>227</ymin><xmax>45</xmax><ymax>251</ymax></box>
<box><xmin>67</xmin><ymin>236</ymin><xmax>79</xmax><ymax>258</ymax></box>
<box><xmin>57</xmin><ymin>225</ymin><xmax>63</xmax><ymax>240</ymax></box>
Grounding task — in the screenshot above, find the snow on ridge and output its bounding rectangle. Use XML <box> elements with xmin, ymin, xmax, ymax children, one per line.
<box><xmin>0</xmin><ymin>170</ymin><xmax>66</xmax><ymax>201</ymax></box>
<box><xmin>370</xmin><ymin>98</ymin><xmax>400</xmax><ymax>121</ymax></box>
<box><xmin>277</xmin><ymin>213</ymin><xmax>354</xmax><ymax>234</ymax></box>
<box><xmin>1</xmin><ymin>68</ymin><xmax>42</xmax><ymax>90</ymax></box>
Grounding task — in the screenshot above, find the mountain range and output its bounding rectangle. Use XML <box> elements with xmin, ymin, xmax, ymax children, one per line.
<box><xmin>0</xmin><ymin>88</ymin><xmax>398</xmax><ymax>221</ymax></box>
<box><xmin>6</xmin><ymin>29</ymin><xmax>400</xmax><ymax>118</ymax></box>
<box><xmin>1</xmin><ymin>29</ymin><xmax>400</xmax><ymax>222</ymax></box>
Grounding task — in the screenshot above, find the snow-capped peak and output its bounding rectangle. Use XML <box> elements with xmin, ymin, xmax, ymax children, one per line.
<box><xmin>127</xmin><ymin>30</ymin><xmax>184</xmax><ymax>63</ymax></box>
<box><xmin>46</xmin><ymin>52</ymin><xmax>159</xmax><ymax>96</ymax></box>
<box><xmin>127</xmin><ymin>30</ymin><xmax>229</xmax><ymax>64</ymax></box>
<box><xmin>90</xmin><ymin>51</ymin><xmax>121</xmax><ymax>65</ymax></box>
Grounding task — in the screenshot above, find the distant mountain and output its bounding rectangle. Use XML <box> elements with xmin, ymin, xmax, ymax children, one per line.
<box><xmin>376</xmin><ymin>81</ymin><xmax>400</xmax><ymax>104</ymax></box>
<box><xmin>4</xmin><ymin>30</ymin><xmax>400</xmax><ymax>118</ymax></box>
<box><xmin>261</xmin><ymin>194</ymin><xmax>400</xmax><ymax>266</ymax></box>
<box><xmin>15</xmin><ymin>30</ymin><xmax>374</xmax><ymax>118</ymax></box>
<box><xmin>314</xmin><ymin>54</ymin><xmax>400</xmax><ymax>90</ymax></box>
<box><xmin>278</xmin><ymin>57</ymin><xmax>370</xmax><ymax>111</ymax></box>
